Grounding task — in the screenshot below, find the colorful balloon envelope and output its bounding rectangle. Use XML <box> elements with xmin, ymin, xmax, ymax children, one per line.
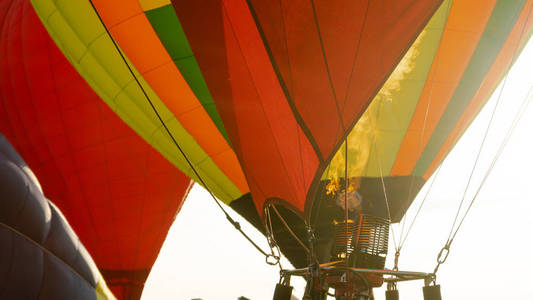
<box><xmin>2</xmin><ymin>0</ymin><xmax>533</xmax><ymax>298</ymax></box>
<box><xmin>0</xmin><ymin>0</ymin><xmax>192</xmax><ymax>298</ymax></box>
<box><xmin>0</xmin><ymin>134</ymin><xmax>116</xmax><ymax>300</ymax></box>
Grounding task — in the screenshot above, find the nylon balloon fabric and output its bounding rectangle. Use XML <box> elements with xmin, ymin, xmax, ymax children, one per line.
<box><xmin>25</xmin><ymin>0</ymin><xmax>533</xmax><ymax>270</ymax></box>
<box><xmin>0</xmin><ymin>0</ymin><xmax>193</xmax><ymax>298</ymax></box>
<box><xmin>0</xmin><ymin>134</ymin><xmax>115</xmax><ymax>299</ymax></box>
<box><xmin>171</xmin><ymin>0</ymin><xmax>442</xmax><ymax>216</ymax></box>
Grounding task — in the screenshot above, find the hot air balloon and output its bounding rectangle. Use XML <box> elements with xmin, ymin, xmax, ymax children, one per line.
<box><xmin>168</xmin><ymin>1</ymin><xmax>533</xmax><ymax>298</ymax></box>
<box><xmin>0</xmin><ymin>134</ymin><xmax>116</xmax><ymax>299</ymax></box>
<box><xmin>0</xmin><ymin>0</ymin><xmax>192</xmax><ymax>299</ymax></box>
<box><xmin>2</xmin><ymin>0</ymin><xmax>533</xmax><ymax>299</ymax></box>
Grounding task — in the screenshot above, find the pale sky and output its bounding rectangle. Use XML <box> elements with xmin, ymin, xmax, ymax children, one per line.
<box><xmin>141</xmin><ymin>33</ymin><xmax>533</xmax><ymax>300</ymax></box>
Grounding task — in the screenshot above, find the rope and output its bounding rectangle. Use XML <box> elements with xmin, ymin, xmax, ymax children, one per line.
<box><xmin>87</xmin><ymin>0</ymin><xmax>272</xmax><ymax>261</ymax></box>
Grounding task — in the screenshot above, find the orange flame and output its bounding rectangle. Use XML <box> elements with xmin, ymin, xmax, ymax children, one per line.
<box><xmin>326</xmin><ymin>178</ymin><xmax>340</xmax><ymax>196</ymax></box>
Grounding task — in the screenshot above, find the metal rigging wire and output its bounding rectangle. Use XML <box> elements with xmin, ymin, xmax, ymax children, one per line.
<box><xmin>433</xmin><ymin>85</ymin><xmax>533</xmax><ymax>274</ymax></box>
<box><xmin>398</xmin><ymin>163</ymin><xmax>443</xmax><ymax>250</ymax></box>
<box><xmin>376</xmin><ymin>138</ymin><xmax>398</xmax><ymax>252</ymax></box>
<box><xmin>87</xmin><ymin>0</ymin><xmax>274</xmax><ymax>261</ymax></box>
<box><xmin>449</xmin><ymin>82</ymin><xmax>533</xmax><ymax>244</ymax></box>
<box><xmin>370</xmin><ymin>99</ymin><xmax>398</xmax><ymax>253</ymax></box>
<box><xmin>398</xmin><ymin>0</ymin><xmax>454</xmax><ymax>250</ymax></box>
<box><xmin>271</xmin><ymin>205</ymin><xmax>311</xmax><ymax>254</ymax></box>
<box><xmin>433</xmin><ymin>3</ymin><xmax>533</xmax><ymax>274</ymax></box>
<box><xmin>265</xmin><ymin>208</ymin><xmax>283</xmax><ymax>269</ymax></box>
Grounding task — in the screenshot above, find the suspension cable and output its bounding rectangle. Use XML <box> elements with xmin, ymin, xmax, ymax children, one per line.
<box><xmin>449</xmin><ymin>84</ymin><xmax>533</xmax><ymax>245</ymax></box>
<box><xmin>445</xmin><ymin>97</ymin><xmax>503</xmax><ymax>243</ymax></box>
<box><xmin>376</xmin><ymin>138</ymin><xmax>398</xmax><ymax>252</ymax></box>
<box><xmin>376</xmin><ymin>141</ymin><xmax>402</xmax><ymax>272</ymax></box>
<box><xmin>433</xmin><ymin>92</ymin><xmax>533</xmax><ymax>276</ymax></box>
<box><xmin>265</xmin><ymin>208</ymin><xmax>283</xmax><ymax>269</ymax></box>
<box><xmin>271</xmin><ymin>205</ymin><xmax>311</xmax><ymax>254</ymax></box>
<box><xmin>370</xmin><ymin>102</ymin><xmax>398</xmax><ymax>253</ymax></box>
<box><xmin>448</xmin><ymin>1</ymin><xmax>533</xmax><ymax>245</ymax></box>
<box><xmin>87</xmin><ymin>0</ymin><xmax>272</xmax><ymax>260</ymax></box>
<box><xmin>399</xmin><ymin>0</ymin><xmax>454</xmax><ymax>246</ymax></box>
<box><xmin>398</xmin><ymin>163</ymin><xmax>443</xmax><ymax>250</ymax></box>
<box><xmin>344</xmin><ymin>135</ymin><xmax>350</xmax><ymax>264</ymax></box>
<box><xmin>433</xmin><ymin>4</ymin><xmax>533</xmax><ymax>274</ymax></box>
